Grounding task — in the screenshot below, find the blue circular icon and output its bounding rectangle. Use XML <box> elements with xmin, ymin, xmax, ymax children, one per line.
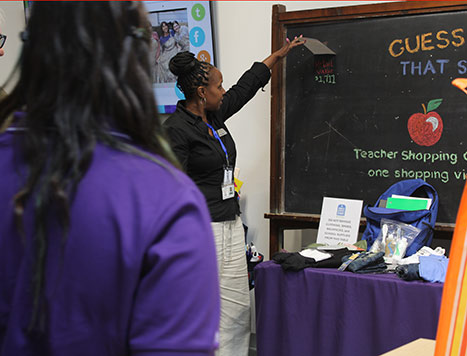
<box><xmin>189</xmin><ymin>27</ymin><xmax>205</xmax><ymax>48</ymax></box>
<box><xmin>175</xmin><ymin>83</ymin><xmax>185</xmax><ymax>100</ymax></box>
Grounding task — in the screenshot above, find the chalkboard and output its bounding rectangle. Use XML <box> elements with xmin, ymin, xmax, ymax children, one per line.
<box><xmin>270</xmin><ymin>2</ymin><xmax>467</xmax><ymax>224</ymax></box>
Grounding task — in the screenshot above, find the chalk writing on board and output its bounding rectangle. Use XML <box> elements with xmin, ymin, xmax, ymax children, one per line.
<box><xmin>399</xmin><ymin>60</ymin><xmax>467</xmax><ymax>76</ymax></box>
<box><xmin>314</xmin><ymin>57</ymin><xmax>336</xmax><ymax>84</ymax></box>
<box><xmin>352</xmin><ymin>147</ymin><xmax>467</xmax><ymax>183</ymax></box>
<box><xmin>282</xmin><ymin>9</ymin><xmax>467</xmax><ymax>223</ymax></box>
<box><xmin>315</xmin><ymin>74</ymin><xmax>336</xmax><ymax>84</ymax></box>
<box><xmin>388</xmin><ymin>28</ymin><xmax>465</xmax><ymax>57</ymax></box>
<box><xmin>388</xmin><ymin>27</ymin><xmax>466</xmax><ymax>76</ymax></box>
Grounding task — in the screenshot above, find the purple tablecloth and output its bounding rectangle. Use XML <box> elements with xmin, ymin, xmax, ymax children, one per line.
<box><xmin>255</xmin><ymin>261</ymin><xmax>443</xmax><ymax>356</ymax></box>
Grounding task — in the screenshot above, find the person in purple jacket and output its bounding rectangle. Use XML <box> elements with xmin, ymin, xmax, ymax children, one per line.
<box><xmin>0</xmin><ymin>2</ymin><xmax>219</xmax><ymax>355</ymax></box>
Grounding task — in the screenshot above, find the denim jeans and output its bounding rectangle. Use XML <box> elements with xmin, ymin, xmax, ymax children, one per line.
<box><xmin>343</xmin><ymin>252</ymin><xmax>387</xmax><ymax>273</ymax></box>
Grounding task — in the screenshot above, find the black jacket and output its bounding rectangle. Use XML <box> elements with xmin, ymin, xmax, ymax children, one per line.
<box><xmin>163</xmin><ymin>62</ymin><xmax>271</xmax><ymax>221</ymax></box>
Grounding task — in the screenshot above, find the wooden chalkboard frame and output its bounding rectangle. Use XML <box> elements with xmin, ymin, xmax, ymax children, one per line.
<box><xmin>267</xmin><ymin>1</ymin><xmax>467</xmax><ymax>257</ymax></box>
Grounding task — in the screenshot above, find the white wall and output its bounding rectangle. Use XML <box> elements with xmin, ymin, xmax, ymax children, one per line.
<box><xmin>212</xmin><ymin>1</ymin><xmax>389</xmax><ymax>259</ymax></box>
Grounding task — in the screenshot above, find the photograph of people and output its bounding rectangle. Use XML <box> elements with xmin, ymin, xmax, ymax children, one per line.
<box><xmin>148</xmin><ymin>7</ymin><xmax>191</xmax><ymax>85</ymax></box>
<box><xmin>173</xmin><ymin>20</ymin><xmax>189</xmax><ymax>52</ymax></box>
<box><xmin>155</xmin><ymin>21</ymin><xmax>178</xmax><ymax>83</ymax></box>
<box><xmin>150</xmin><ymin>29</ymin><xmax>161</xmax><ymax>83</ymax></box>
<box><xmin>0</xmin><ymin>7</ymin><xmax>8</xmax><ymax>99</ymax></box>
<box><xmin>0</xmin><ymin>3</ymin><xmax>24</xmax><ymax>132</ymax></box>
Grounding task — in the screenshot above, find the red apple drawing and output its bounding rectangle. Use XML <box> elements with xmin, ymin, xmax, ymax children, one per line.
<box><xmin>407</xmin><ymin>99</ymin><xmax>443</xmax><ymax>146</ymax></box>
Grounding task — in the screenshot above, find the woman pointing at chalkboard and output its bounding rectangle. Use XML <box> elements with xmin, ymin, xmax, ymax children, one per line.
<box><xmin>163</xmin><ymin>36</ymin><xmax>304</xmax><ymax>356</ymax></box>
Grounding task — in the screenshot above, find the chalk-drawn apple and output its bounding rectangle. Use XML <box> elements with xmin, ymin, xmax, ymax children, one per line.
<box><xmin>407</xmin><ymin>99</ymin><xmax>443</xmax><ymax>146</ymax></box>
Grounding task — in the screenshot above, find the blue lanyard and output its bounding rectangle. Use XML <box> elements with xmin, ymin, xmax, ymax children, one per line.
<box><xmin>205</xmin><ymin>122</ymin><xmax>229</xmax><ymax>165</ymax></box>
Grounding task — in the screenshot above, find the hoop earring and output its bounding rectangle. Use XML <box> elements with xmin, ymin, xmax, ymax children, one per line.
<box><xmin>201</xmin><ymin>97</ymin><xmax>206</xmax><ymax>105</ymax></box>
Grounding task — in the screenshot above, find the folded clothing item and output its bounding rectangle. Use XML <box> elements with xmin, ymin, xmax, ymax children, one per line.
<box><xmin>272</xmin><ymin>252</ymin><xmax>316</xmax><ymax>271</ymax></box>
<box><xmin>395</xmin><ymin>255</ymin><xmax>449</xmax><ymax>283</ymax></box>
<box><xmin>341</xmin><ymin>252</ymin><xmax>387</xmax><ymax>274</ymax></box>
<box><xmin>272</xmin><ymin>248</ymin><xmax>353</xmax><ymax>271</ymax></box>
<box><xmin>305</xmin><ymin>240</ymin><xmax>367</xmax><ymax>251</ymax></box>
<box><xmin>299</xmin><ymin>249</ymin><xmax>332</xmax><ymax>262</ymax></box>
<box><xmin>419</xmin><ymin>255</ymin><xmax>449</xmax><ymax>283</ymax></box>
<box><xmin>316</xmin><ymin>248</ymin><xmax>355</xmax><ymax>268</ymax></box>
<box><xmin>397</xmin><ymin>246</ymin><xmax>446</xmax><ymax>265</ymax></box>
<box><xmin>395</xmin><ymin>263</ymin><xmax>421</xmax><ymax>281</ymax></box>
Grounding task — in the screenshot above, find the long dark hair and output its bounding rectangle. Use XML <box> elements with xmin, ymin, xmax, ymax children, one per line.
<box><xmin>160</xmin><ymin>21</ymin><xmax>170</xmax><ymax>36</ymax></box>
<box><xmin>0</xmin><ymin>1</ymin><xmax>178</xmax><ymax>331</ymax></box>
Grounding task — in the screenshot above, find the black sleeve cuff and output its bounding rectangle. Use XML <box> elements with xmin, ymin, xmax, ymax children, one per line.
<box><xmin>249</xmin><ymin>62</ymin><xmax>271</xmax><ymax>88</ymax></box>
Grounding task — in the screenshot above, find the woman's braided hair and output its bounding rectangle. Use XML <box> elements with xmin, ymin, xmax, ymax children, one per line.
<box><xmin>169</xmin><ymin>51</ymin><xmax>213</xmax><ymax>99</ymax></box>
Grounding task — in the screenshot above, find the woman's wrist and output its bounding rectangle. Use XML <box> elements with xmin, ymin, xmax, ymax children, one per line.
<box><xmin>262</xmin><ymin>52</ymin><xmax>280</xmax><ymax>69</ymax></box>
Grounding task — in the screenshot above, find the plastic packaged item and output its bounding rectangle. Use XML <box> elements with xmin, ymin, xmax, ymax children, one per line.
<box><xmin>369</xmin><ymin>218</ymin><xmax>420</xmax><ymax>259</ymax></box>
<box><xmin>385</xmin><ymin>235</ymin><xmax>396</xmax><ymax>257</ymax></box>
<box><xmin>370</xmin><ymin>224</ymin><xmax>388</xmax><ymax>253</ymax></box>
<box><xmin>393</xmin><ymin>238</ymin><xmax>408</xmax><ymax>260</ymax></box>
<box><xmin>369</xmin><ymin>239</ymin><xmax>384</xmax><ymax>254</ymax></box>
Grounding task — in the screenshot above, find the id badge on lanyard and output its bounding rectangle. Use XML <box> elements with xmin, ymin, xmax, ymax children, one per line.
<box><xmin>222</xmin><ymin>165</ymin><xmax>235</xmax><ymax>200</ymax></box>
<box><xmin>205</xmin><ymin>122</ymin><xmax>235</xmax><ymax>200</ymax></box>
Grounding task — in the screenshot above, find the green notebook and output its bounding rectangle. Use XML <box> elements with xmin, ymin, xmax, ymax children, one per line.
<box><xmin>386</xmin><ymin>197</ymin><xmax>429</xmax><ymax>211</ymax></box>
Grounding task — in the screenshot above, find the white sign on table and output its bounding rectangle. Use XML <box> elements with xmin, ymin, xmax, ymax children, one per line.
<box><xmin>317</xmin><ymin>197</ymin><xmax>363</xmax><ymax>245</ymax></box>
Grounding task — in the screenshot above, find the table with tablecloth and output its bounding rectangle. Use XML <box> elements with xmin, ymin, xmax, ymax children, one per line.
<box><xmin>255</xmin><ymin>261</ymin><xmax>443</xmax><ymax>356</ymax></box>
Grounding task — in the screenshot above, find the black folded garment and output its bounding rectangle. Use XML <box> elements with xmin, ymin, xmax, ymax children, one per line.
<box><xmin>272</xmin><ymin>252</ymin><xmax>316</xmax><ymax>271</ymax></box>
<box><xmin>395</xmin><ymin>263</ymin><xmax>421</xmax><ymax>281</ymax></box>
<box><xmin>272</xmin><ymin>248</ymin><xmax>353</xmax><ymax>272</ymax></box>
